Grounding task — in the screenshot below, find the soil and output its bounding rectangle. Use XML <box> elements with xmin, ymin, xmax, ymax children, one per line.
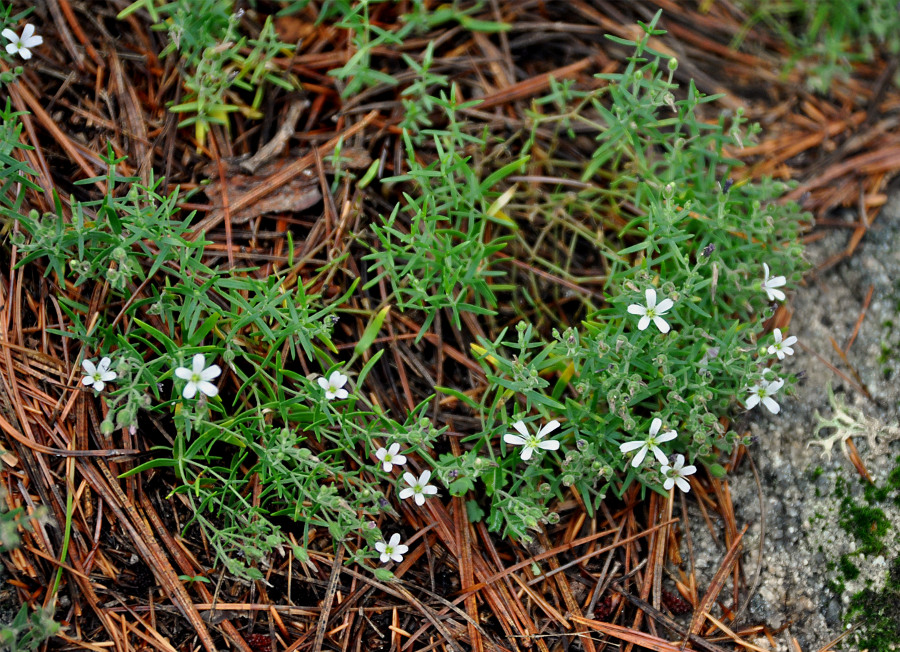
<box><xmin>687</xmin><ymin>190</ymin><xmax>900</xmax><ymax>651</ymax></box>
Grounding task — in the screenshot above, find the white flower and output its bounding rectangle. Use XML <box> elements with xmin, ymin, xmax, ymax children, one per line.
<box><xmin>374</xmin><ymin>533</ymin><xmax>409</xmax><ymax>564</ymax></box>
<box><xmin>174</xmin><ymin>354</ymin><xmax>221</xmax><ymax>399</ymax></box>
<box><xmin>399</xmin><ymin>470</ymin><xmax>437</xmax><ymax>506</ymax></box>
<box><xmin>318</xmin><ymin>370</ymin><xmax>348</xmax><ymax>400</ymax></box>
<box><xmin>761</xmin><ymin>263</ymin><xmax>787</xmax><ymax>302</ymax></box>
<box><xmin>619</xmin><ymin>418</ymin><xmax>677</xmax><ymax>468</ymax></box>
<box><xmin>627</xmin><ymin>288</ymin><xmax>675</xmax><ymax>333</ymax></box>
<box><xmin>2</xmin><ymin>24</ymin><xmax>42</xmax><ymax>60</ymax></box>
<box><xmin>745</xmin><ymin>378</ymin><xmax>784</xmax><ymax>414</ymax></box>
<box><xmin>767</xmin><ymin>328</ymin><xmax>797</xmax><ymax>360</ymax></box>
<box><xmin>375</xmin><ymin>443</ymin><xmax>407</xmax><ymax>472</ymax></box>
<box><xmin>503</xmin><ymin>419</ymin><xmax>561</xmax><ymax>461</ymax></box>
<box><xmin>81</xmin><ymin>357</ymin><xmax>116</xmax><ymax>392</ymax></box>
<box><xmin>661</xmin><ymin>454</ymin><xmax>697</xmax><ymax>493</ymax></box>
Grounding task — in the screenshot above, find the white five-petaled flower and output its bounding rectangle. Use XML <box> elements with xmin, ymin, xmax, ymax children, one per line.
<box><xmin>661</xmin><ymin>454</ymin><xmax>697</xmax><ymax>493</ymax></box>
<box><xmin>81</xmin><ymin>357</ymin><xmax>116</xmax><ymax>392</ymax></box>
<box><xmin>375</xmin><ymin>533</ymin><xmax>409</xmax><ymax>564</ymax></box>
<box><xmin>767</xmin><ymin>328</ymin><xmax>797</xmax><ymax>360</ymax></box>
<box><xmin>745</xmin><ymin>378</ymin><xmax>784</xmax><ymax>414</ymax></box>
<box><xmin>627</xmin><ymin>288</ymin><xmax>675</xmax><ymax>333</ymax></box>
<box><xmin>318</xmin><ymin>370</ymin><xmax>349</xmax><ymax>401</ymax></box>
<box><xmin>375</xmin><ymin>443</ymin><xmax>407</xmax><ymax>472</ymax></box>
<box><xmin>503</xmin><ymin>419</ymin><xmax>561</xmax><ymax>461</ymax></box>
<box><xmin>2</xmin><ymin>24</ymin><xmax>42</xmax><ymax>60</ymax></box>
<box><xmin>174</xmin><ymin>354</ymin><xmax>221</xmax><ymax>399</ymax></box>
<box><xmin>399</xmin><ymin>470</ymin><xmax>437</xmax><ymax>506</ymax></box>
<box><xmin>761</xmin><ymin>263</ymin><xmax>787</xmax><ymax>302</ymax></box>
<box><xmin>619</xmin><ymin>418</ymin><xmax>677</xmax><ymax>468</ymax></box>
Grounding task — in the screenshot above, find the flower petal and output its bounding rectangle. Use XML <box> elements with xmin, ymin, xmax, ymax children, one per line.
<box><xmin>317</xmin><ymin>376</ymin><xmax>330</xmax><ymax>389</ymax></box>
<box><xmin>422</xmin><ymin>485</ymin><xmax>437</xmax><ymax>495</ymax></box>
<box><xmin>538</xmin><ymin>439</ymin><xmax>560</xmax><ymax>451</ymax></box>
<box><xmin>745</xmin><ymin>394</ymin><xmax>760</xmax><ymax>409</ymax></box>
<box><xmin>182</xmin><ymin>382</ymin><xmax>198</xmax><ymax>399</ymax></box>
<box><xmin>772</xmin><ymin>329</ymin><xmax>783</xmax><ymax>344</ymax></box>
<box><xmin>783</xmin><ymin>336</ymin><xmax>798</xmax><ymax>347</ymax></box>
<box><xmin>537</xmin><ymin>420</ymin><xmax>560</xmax><ymax>439</ymax></box>
<box><xmin>653</xmin><ymin>316</ymin><xmax>671</xmax><ymax>333</ymax></box>
<box><xmin>645</xmin><ymin>288</ymin><xmax>657</xmax><ymax>308</ymax></box>
<box><xmin>414</xmin><ymin>493</ymin><xmax>425</xmax><ymax>506</ymax></box>
<box><xmin>389</xmin><ymin>533</ymin><xmax>401</xmax><ymax>547</ymax></box>
<box><xmin>375</xmin><ymin>542</ymin><xmax>387</xmax><ymax>553</ymax></box>
<box><xmin>512</xmin><ymin>420</ymin><xmax>529</xmax><ymax>438</ymax></box>
<box><xmin>520</xmin><ymin>446</ymin><xmax>534</xmax><ymax>461</ymax></box>
<box><xmin>655</xmin><ymin>298</ymin><xmax>674</xmax><ymax>314</ymax></box>
<box><xmin>399</xmin><ymin>488</ymin><xmax>414</xmax><ymax>500</ymax></box>
<box><xmin>382</xmin><ymin>461</ymin><xmax>393</xmax><ymax>472</ymax></box>
<box><xmin>334</xmin><ymin>388</ymin><xmax>349</xmax><ymax>400</ymax></box>
<box><xmin>97</xmin><ymin>357</ymin><xmax>112</xmax><ymax>373</ymax></box>
<box><xmin>1</xmin><ymin>29</ymin><xmax>18</xmax><ymax>42</ymax></box>
<box><xmin>392</xmin><ymin>454</ymin><xmax>407</xmax><ymax>466</ymax></box>
<box><xmin>375</xmin><ymin>447</ymin><xmax>387</xmax><ymax>461</ymax></box>
<box><xmin>92</xmin><ymin>380</ymin><xmax>105</xmax><ymax>393</ymax></box>
<box><xmin>5</xmin><ymin>43</ymin><xmax>18</xmax><ymax>55</ymax></box>
<box><xmin>101</xmin><ymin>371</ymin><xmax>117</xmax><ymax>382</ymax></box>
<box><xmin>762</xmin><ymin>396</ymin><xmax>780</xmax><ymax>414</ymax></box>
<box><xmin>638</xmin><ymin>315</ymin><xmax>651</xmax><ymax>331</ymax></box>
<box><xmin>419</xmin><ymin>470</ymin><xmax>431</xmax><ymax>485</ymax></box>
<box><xmin>380</xmin><ymin>552</ymin><xmax>390</xmax><ymax>563</ymax></box>
<box><xmin>82</xmin><ymin>359</ymin><xmax>97</xmax><ymax>375</ymax></box>
<box><xmin>682</xmin><ymin>464</ymin><xmax>697</xmax><ymax>476</ymax></box>
<box><xmin>763</xmin><ymin>263</ymin><xmax>771</xmax><ymax>280</ymax></box>
<box><xmin>663</xmin><ymin>477</ymin><xmax>675</xmax><ymax>491</ymax></box>
<box><xmin>192</xmin><ymin>353</ymin><xmax>207</xmax><ymax>374</ymax></box>
<box><xmin>619</xmin><ymin>440</ymin><xmax>644</xmax><ymax>453</ymax></box>
<box><xmin>656</xmin><ymin>430</ymin><xmax>677</xmax><ymax>444</ymax></box>
<box><xmin>631</xmin><ymin>445</ymin><xmax>648</xmax><ymax>467</ymax></box>
<box><xmin>627</xmin><ymin>304</ymin><xmax>646</xmax><ymax>315</ymax></box>
<box><xmin>768</xmin><ymin>378</ymin><xmax>784</xmax><ymax>393</ymax></box>
<box><xmin>21</xmin><ymin>24</ymin><xmax>34</xmax><ymax>40</ymax></box>
<box><xmin>197</xmin><ymin>381</ymin><xmax>218</xmax><ymax>398</ymax></box>
<box><xmin>650</xmin><ymin>445</ymin><xmax>669</xmax><ymax>466</ymax></box>
<box><xmin>81</xmin><ymin>375</ymin><xmax>94</xmax><ymax>386</ymax></box>
<box><xmin>675</xmin><ymin>477</ymin><xmax>692</xmax><ymax>493</ymax></box>
<box><xmin>504</xmin><ymin>434</ymin><xmax>527</xmax><ymax>446</ymax></box>
<box><xmin>395</xmin><ymin>544</ymin><xmax>409</xmax><ymax>556</ymax></box>
<box><xmin>648</xmin><ymin>418</ymin><xmax>661</xmax><ymax>437</ymax></box>
<box><xmin>402</xmin><ymin>472</ymin><xmax>417</xmax><ymax>487</ymax></box>
<box><xmin>388</xmin><ymin>443</ymin><xmax>400</xmax><ymax>456</ymax></box>
<box><xmin>200</xmin><ymin>364</ymin><xmax>221</xmax><ymax>381</ymax></box>
<box><xmin>175</xmin><ymin>366</ymin><xmax>192</xmax><ymax>380</ymax></box>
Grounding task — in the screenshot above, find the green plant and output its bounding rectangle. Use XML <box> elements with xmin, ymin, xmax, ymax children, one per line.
<box><xmin>364</xmin><ymin>84</ymin><xmax>524</xmax><ymax>338</ymax></box>
<box><xmin>425</xmin><ymin>13</ymin><xmax>809</xmax><ymax>539</ymax></box>
<box><xmin>118</xmin><ymin>0</ymin><xmax>297</xmax><ymax>144</ymax></box>
<box><xmin>0</xmin><ymin>482</ymin><xmax>61</xmax><ymax>650</ymax></box>
<box><xmin>737</xmin><ymin>0</ymin><xmax>900</xmax><ymax>92</ymax></box>
<box><xmin>4</xmin><ymin>8</ymin><xmax>810</xmax><ymax>576</ymax></box>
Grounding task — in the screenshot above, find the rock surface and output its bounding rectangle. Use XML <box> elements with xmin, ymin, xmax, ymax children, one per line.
<box><xmin>687</xmin><ymin>192</ymin><xmax>900</xmax><ymax>651</ymax></box>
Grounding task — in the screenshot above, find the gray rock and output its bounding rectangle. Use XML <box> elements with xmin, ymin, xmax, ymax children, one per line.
<box><xmin>685</xmin><ymin>190</ymin><xmax>900</xmax><ymax>651</ymax></box>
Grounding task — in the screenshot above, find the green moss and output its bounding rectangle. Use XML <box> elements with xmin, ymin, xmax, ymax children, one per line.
<box><xmin>839</xmin><ymin>502</ymin><xmax>890</xmax><ymax>555</ymax></box>
<box><xmin>840</xmin><ymin>555</ymin><xmax>861</xmax><ymax>581</ymax></box>
<box><xmin>846</xmin><ymin>557</ymin><xmax>900</xmax><ymax>649</ymax></box>
<box><xmin>811</xmin><ymin>466</ymin><xmax>824</xmax><ymax>480</ymax></box>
